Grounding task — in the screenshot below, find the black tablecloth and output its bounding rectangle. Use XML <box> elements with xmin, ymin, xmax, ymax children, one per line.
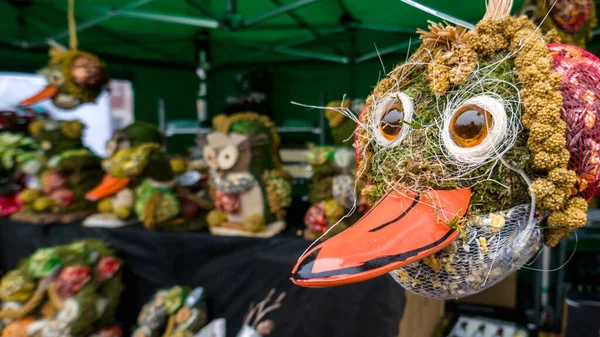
<box><xmin>0</xmin><ymin>218</ymin><xmax>405</xmax><ymax>337</ymax></box>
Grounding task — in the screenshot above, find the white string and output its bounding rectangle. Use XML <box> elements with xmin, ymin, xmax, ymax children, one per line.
<box><xmin>519</xmin><ymin>232</ymin><xmax>578</xmax><ymax>272</ymax></box>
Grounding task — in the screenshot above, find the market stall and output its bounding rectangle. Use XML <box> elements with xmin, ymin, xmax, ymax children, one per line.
<box><xmin>0</xmin><ymin>218</ymin><xmax>405</xmax><ymax>337</ymax></box>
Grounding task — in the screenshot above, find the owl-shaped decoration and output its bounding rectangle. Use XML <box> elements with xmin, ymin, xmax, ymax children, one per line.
<box><xmin>12</xmin><ymin>119</ymin><xmax>104</xmax><ymax>224</ymax></box>
<box><xmin>203</xmin><ymin>113</ymin><xmax>293</xmax><ymax>238</ymax></box>
<box><xmin>304</xmin><ymin>99</ymin><xmax>370</xmax><ymax>241</ymax></box>
<box><xmin>519</xmin><ymin>0</ymin><xmax>597</xmax><ymax>47</ymax></box>
<box><xmin>0</xmin><ymin>239</ymin><xmax>123</xmax><ymax>337</ymax></box>
<box><xmin>20</xmin><ymin>46</ymin><xmax>108</xmax><ymax>110</ymax></box>
<box><xmin>131</xmin><ymin>286</ymin><xmax>208</xmax><ymax>337</ymax></box>
<box><xmin>292</xmin><ymin>0</ymin><xmax>600</xmax><ymax>299</ymax></box>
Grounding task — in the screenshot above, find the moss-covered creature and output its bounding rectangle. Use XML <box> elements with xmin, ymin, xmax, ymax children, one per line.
<box><xmin>85</xmin><ymin>122</ymin><xmax>210</xmax><ymax>230</ymax></box>
<box><xmin>20</xmin><ymin>47</ymin><xmax>108</xmax><ymax>110</ymax></box>
<box><xmin>11</xmin><ymin>119</ymin><xmax>103</xmax><ymax>224</ymax></box>
<box><xmin>85</xmin><ymin>141</ymin><xmax>177</xmax><ymax>229</ymax></box>
<box><xmin>202</xmin><ymin>113</ymin><xmax>292</xmax><ymax>237</ymax></box>
<box><xmin>0</xmin><ymin>239</ymin><xmax>123</xmax><ymax>337</ymax></box>
<box><xmin>292</xmin><ymin>0</ymin><xmax>599</xmax><ymax>299</ymax></box>
<box><xmin>131</xmin><ymin>286</ymin><xmax>208</xmax><ymax>337</ymax></box>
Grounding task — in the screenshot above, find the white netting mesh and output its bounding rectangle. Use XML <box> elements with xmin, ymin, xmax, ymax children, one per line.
<box><xmin>390</xmin><ymin>204</ymin><xmax>542</xmax><ymax>299</ymax></box>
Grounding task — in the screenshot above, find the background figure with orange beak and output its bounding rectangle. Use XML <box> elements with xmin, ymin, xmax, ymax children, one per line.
<box><xmin>13</xmin><ymin>119</ymin><xmax>103</xmax><ymax>224</ymax></box>
<box><xmin>292</xmin><ymin>0</ymin><xmax>600</xmax><ymax>300</ymax></box>
<box><xmin>20</xmin><ymin>46</ymin><xmax>107</xmax><ymax>110</ymax></box>
<box><xmin>84</xmin><ymin>122</ymin><xmax>210</xmax><ymax>230</ymax></box>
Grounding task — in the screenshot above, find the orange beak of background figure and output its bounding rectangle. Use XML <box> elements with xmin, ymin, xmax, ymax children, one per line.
<box><xmin>85</xmin><ymin>174</ymin><xmax>130</xmax><ymax>201</ymax></box>
<box><xmin>19</xmin><ymin>86</ymin><xmax>59</xmax><ymax>106</ymax></box>
<box><xmin>291</xmin><ymin>188</ymin><xmax>471</xmax><ymax>287</ymax></box>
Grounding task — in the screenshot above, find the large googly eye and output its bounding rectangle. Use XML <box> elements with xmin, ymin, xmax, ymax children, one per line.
<box><xmin>442</xmin><ymin>95</ymin><xmax>508</xmax><ymax>164</ymax></box>
<box><xmin>372</xmin><ymin>92</ymin><xmax>414</xmax><ymax>146</ymax></box>
<box><xmin>217</xmin><ymin>145</ymin><xmax>239</xmax><ymax>170</ymax></box>
<box><xmin>449</xmin><ymin>104</ymin><xmax>493</xmax><ymax>148</ymax></box>
<box><xmin>202</xmin><ymin>146</ymin><xmax>218</xmax><ymax>170</ymax></box>
<box><xmin>380</xmin><ymin>103</ymin><xmax>405</xmax><ymax>140</ymax></box>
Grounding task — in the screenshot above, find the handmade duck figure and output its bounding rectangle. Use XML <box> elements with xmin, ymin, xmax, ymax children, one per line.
<box><xmin>131</xmin><ymin>286</ymin><xmax>208</xmax><ymax>337</ymax></box>
<box><xmin>12</xmin><ymin>119</ymin><xmax>104</xmax><ymax>224</ymax></box>
<box><xmin>84</xmin><ymin>123</ymin><xmax>177</xmax><ymax>229</ymax></box>
<box><xmin>519</xmin><ymin>0</ymin><xmax>597</xmax><ymax>47</ymax></box>
<box><xmin>19</xmin><ymin>44</ymin><xmax>107</xmax><ymax>110</ymax></box>
<box><xmin>292</xmin><ymin>0</ymin><xmax>600</xmax><ymax>299</ymax></box>
<box><xmin>304</xmin><ymin>99</ymin><xmax>369</xmax><ymax>241</ymax></box>
<box><xmin>85</xmin><ymin>122</ymin><xmax>209</xmax><ymax>230</ymax></box>
<box><xmin>0</xmin><ymin>239</ymin><xmax>123</xmax><ymax>337</ymax></box>
<box><xmin>203</xmin><ymin>113</ymin><xmax>292</xmax><ymax>238</ymax></box>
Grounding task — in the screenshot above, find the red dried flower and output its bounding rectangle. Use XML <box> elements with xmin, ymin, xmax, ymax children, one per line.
<box><xmin>96</xmin><ymin>256</ymin><xmax>121</xmax><ymax>284</ymax></box>
<box><xmin>89</xmin><ymin>326</ymin><xmax>123</xmax><ymax>337</ymax></box>
<box><xmin>215</xmin><ymin>190</ymin><xmax>241</xmax><ymax>214</ymax></box>
<box><xmin>42</xmin><ymin>172</ymin><xmax>66</xmax><ymax>194</ymax></box>
<box><xmin>304</xmin><ymin>202</ymin><xmax>328</xmax><ymax>233</ymax></box>
<box><xmin>53</xmin><ymin>265</ymin><xmax>91</xmax><ymax>298</ymax></box>
<box><xmin>49</xmin><ymin>188</ymin><xmax>74</xmax><ymax>206</ymax></box>
<box><xmin>0</xmin><ymin>195</ymin><xmax>21</xmax><ymax>216</ymax></box>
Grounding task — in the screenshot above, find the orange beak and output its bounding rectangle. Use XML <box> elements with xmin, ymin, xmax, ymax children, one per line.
<box><xmin>20</xmin><ymin>86</ymin><xmax>59</xmax><ymax>106</ymax></box>
<box><xmin>291</xmin><ymin>188</ymin><xmax>471</xmax><ymax>287</ymax></box>
<box><xmin>86</xmin><ymin>174</ymin><xmax>130</xmax><ymax>201</ymax></box>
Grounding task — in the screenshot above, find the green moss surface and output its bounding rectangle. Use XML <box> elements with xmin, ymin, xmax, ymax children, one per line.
<box><xmin>366</xmin><ymin>52</ymin><xmax>532</xmax><ymax>214</ymax></box>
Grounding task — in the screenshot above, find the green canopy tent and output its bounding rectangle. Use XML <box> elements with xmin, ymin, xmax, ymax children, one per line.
<box><xmin>2</xmin><ymin>0</ymin><xmax>598</xmax><ymax>150</ymax></box>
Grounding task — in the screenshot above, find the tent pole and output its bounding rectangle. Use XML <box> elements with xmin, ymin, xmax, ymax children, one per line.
<box><xmin>269</xmin><ymin>0</ymin><xmax>343</xmax><ymax>55</ymax></box>
<box><xmin>112</xmin><ymin>9</ymin><xmax>221</xmax><ymax>28</ymax></box>
<box><xmin>227</xmin><ymin>0</ymin><xmax>237</xmax><ymax>15</ymax></box>
<box><xmin>213</xmin><ymin>40</ymin><xmax>349</xmax><ymax>64</ymax></box>
<box><xmin>185</xmin><ymin>0</ymin><xmax>223</xmax><ymax>21</ymax></box>
<box><xmin>242</xmin><ymin>0</ymin><xmax>319</xmax><ymax>28</ymax></box>
<box><xmin>210</xmin><ymin>26</ymin><xmax>346</xmax><ymax>66</ymax></box>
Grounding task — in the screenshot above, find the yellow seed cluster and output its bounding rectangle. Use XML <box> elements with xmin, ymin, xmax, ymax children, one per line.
<box><xmin>60</xmin><ymin>120</ymin><xmax>84</xmax><ymax>139</ymax></box>
<box><xmin>545</xmin><ymin>196</ymin><xmax>588</xmax><ymax>246</ymax></box>
<box><xmin>243</xmin><ymin>213</ymin><xmax>266</xmax><ymax>232</ymax></box>
<box><xmin>427</xmin><ymin>45</ymin><xmax>478</xmax><ymax>96</ymax></box>
<box><xmin>469</xmin><ymin>16</ymin><xmax>585</xmax><ymax>246</ymax></box>
<box><xmin>206</xmin><ymin>209</ymin><xmax>226</xmax><ymax>227</ymax></box>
